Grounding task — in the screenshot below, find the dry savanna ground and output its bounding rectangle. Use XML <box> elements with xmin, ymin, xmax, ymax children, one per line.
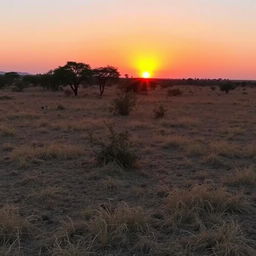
<box><xmin>0</xmin><ymin>85</ymin><xmax>255</xmax><ymax>256</ymax></box>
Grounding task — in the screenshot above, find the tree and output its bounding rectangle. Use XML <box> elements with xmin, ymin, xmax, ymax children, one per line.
<box><xmin>4</xmin><ymin>72</ymin><xmax>20</xmax><ymax>86</ymax></box>
<box><xmin>38</xmin><ymin>72</ymin><xmax>60</xmax><ymax>91</ymax></box>
<box><xmin>93</xmin><ymin>66</ymin><xmax>120</xmax><ymax>96</ymax></box>
<box><xmin>0</xmin><ymin>75</ymin><xmax>6</xmax><ymax>88</ymax></box>
<box><xmin>53</xmin><ymin>62</ymin><xmax>92</xmax><ymax>96</ymax></box>
<box><xmin>22</xmin><ymin>75</ymin><xmax>41</xmax><ymax>87</ymax></box>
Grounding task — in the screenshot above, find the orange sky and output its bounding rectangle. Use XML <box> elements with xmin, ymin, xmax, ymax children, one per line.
<box><xmin>1</xmin><ymin>0</ymin><xmax>256</xmax><ymax>79</ymax></box>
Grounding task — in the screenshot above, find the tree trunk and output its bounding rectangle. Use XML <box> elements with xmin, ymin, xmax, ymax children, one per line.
<box><xmin>70</xmin><ymin>84</ymin><xmax>78</xmax><ymax>96</ymax></box>
<box><xmin>99</xmin><ymin>83</ymin><xmax>105</xmax><ymax>97</ymax></box>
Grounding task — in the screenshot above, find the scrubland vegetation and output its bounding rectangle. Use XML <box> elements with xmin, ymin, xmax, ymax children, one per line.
<box><xmin>0</xmin><ymin>71</ymin><xmax>256</xmax><ymax>255</ymax></box>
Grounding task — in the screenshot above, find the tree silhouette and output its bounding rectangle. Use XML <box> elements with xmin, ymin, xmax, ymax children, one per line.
<box><xmin>93</xmin><ymin>66</ymin><xmax>120</xmax><ymax>96</ymax></box>
<box><xmin>4</xmin><ymin>72</ymin><xmax>20</xmax><ymax>86</ymax></box>
<box><xmin>38</xmin><ymin>72</ymin><xmax>60</xmax><ymax>91</ymax></box>
<box><xmin>53</xmin><ymin>62</ymin><xmax>92</xmax><ymax>96</ymax></box>
<box><xmin>0</xmin><ymin>75</ymin><xmax>6</xmax><ymax>88</ymax></box>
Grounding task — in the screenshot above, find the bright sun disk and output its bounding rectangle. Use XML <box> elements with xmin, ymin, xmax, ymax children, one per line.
<box><xmin>142</xmin><ymin>71</ymin><xmax>151</xmax><ymax>78</ymax></box>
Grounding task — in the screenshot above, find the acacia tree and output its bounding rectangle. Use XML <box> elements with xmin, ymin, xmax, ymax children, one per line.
<box><xmin>93</xmin><ymin>66</ymin><xmax>120</xmax><ymax>96</ymax></box>
<box><xmin>53</xmin><ymin>62</ymin><xmax>92</xmax><ymax>96</ymax></box>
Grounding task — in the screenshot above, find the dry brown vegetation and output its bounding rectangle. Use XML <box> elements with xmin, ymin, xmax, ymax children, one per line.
<box><xmin>0</xmin><ymin>85</ymin><xmax>255</xmax><ymax>255</ymax></box>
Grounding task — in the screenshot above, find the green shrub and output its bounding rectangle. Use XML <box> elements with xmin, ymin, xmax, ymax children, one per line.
<box><xmin>90</xmin><ymin>125</ymin><xmax>137</xmax><ymax>169</ymax></box>
<box><xmin>110</xmin><ymin>92</ymin><xmax>136</xmax><ymax>116</ymax></box>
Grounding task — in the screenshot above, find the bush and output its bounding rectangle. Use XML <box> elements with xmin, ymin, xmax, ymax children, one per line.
<box><xmin>167</xmin><ymin>88</ymin><xmax>183</xmax><ymax>97</ymax></box>
<box><xmin>89</xmin><ymin>125</ymin><xmax>138</xmax><ymax>169</ymax></box>
<box><xmin>219</xmin><ymin>83</ymin><xmax>236</xmax><ymax>94</ymax></box>
<box><xmin>110</xmin><ymin>92</ymin><xmax>136</xmax><ymax>116</ymax></box>
<box><xmin>153</xmin><ymin>105</ymin><xmax>167</xmax><ymax>119</ymax></box>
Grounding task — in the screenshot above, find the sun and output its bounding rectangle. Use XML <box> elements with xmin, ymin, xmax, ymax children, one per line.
<box><xmin>142</xmin><ymin>71</ymin><xmax>151</xmax><ymax>79</ymax></box>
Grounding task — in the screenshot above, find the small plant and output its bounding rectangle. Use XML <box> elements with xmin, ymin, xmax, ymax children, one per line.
<box><xmin>110</xmin><ymin>91</ymin><xmax>136</xmax><ymax>116</ymax></box>
<box><xmin>167</xmin><ymin>88</ymin><xmax>182</xmax><ymax>97</ymax></box>
<box><xmin>153</xmin><ymin>105</ymin><xmax>167</xmax><ymax>119</ymax></box>
<box><xmin>89</xmin><ymin>125</ymin><xmax>137</xmax><ymax>169</ymax></box>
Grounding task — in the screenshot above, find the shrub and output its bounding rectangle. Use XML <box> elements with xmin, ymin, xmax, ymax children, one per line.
<box><xmin>219</xmin><ymin>83</ymin><xmax>236</xmax><ymax>94</ymax></box>
<box><xmin>153</xmin><ymin>105</ymin><xmax>167</xmax><ymax>119</ymax></box>
<box><xmin>110</xmin><ymin>92</ymin><xmax>136</xmax><ymax>116</ymax></box>
<box><xmin>89</xmin><ymin>125</ymin><xmax>137</xmax><ymax>169</ymax></box>
<box><xmin>12</xmin><ymin>80</ymin><xmax>27</xmax><ymax>92</ymax></box>
<box><xmin>167</xmin><ymin>88</ymin><xmax>183</xmax><ymax>97</ymax></box>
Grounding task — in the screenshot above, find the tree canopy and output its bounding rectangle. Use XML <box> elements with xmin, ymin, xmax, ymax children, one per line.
<box><xmin>53</xmin><ymin>62</ymin><xmax>92</xmax><ymax>96</ymax></box>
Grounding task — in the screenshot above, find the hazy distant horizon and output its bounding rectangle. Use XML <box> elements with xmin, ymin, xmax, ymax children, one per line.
<box><xmin>1</xmin><ymin>0</ymin><xmax>256</xmax><ymax>79</ymax></box>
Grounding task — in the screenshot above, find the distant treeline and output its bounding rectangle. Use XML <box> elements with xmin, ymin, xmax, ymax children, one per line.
<box><xmin>0</xmin><ymin>61</ymin><xmax>255</xmax><ymax>96</ymax></box>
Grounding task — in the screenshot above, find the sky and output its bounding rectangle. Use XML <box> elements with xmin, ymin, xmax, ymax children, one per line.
<box><xmin>1</xmin><ymin>0</ymin><xmax>256</xmax><ymax>79</ymax></box>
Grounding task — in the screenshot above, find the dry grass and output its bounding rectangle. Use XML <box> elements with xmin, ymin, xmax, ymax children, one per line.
<box><xmin>30</xmin><ymin>186</ymin><xmax>64</xmax><ymax>202</ymax></box>
<box><xmin>7</xmin><ymin>112</ymin><xmax>40</xmax><ymax>120</ymax></box>
<box><xmin>87</xmin><ymin>203</ymin><xmax>148</xmax><ymax>247</ymax></box>
<box><xmin>0</xmin><ymin>87</ymin><xmax>256</xmax><ymax>255</ymax></box>
<box><xmin>172</xmin><ymin>117</ymin><xmax>199</xmax><ymax>128</ymax></box>
<box><xmin>184</xmin><ymin>142</ymin><xmax>206</xmax><ymax>157</ymax></box>
<box><xmin>10</xmin><ymin>143</ymin><xmax>84</xmax><ymax>167</ymax></box>
<box><xmin>220</xmin><ymin>127</ymin><xmax>245</xmax><ymax>138</ymax></box>
<box><xmin>202</xmin><ymin>152</ymin><xmax>228</xmax><ymax>168</ymax></box>
<box><xmin>183</xmin><ymin>222</ymin><xmax>256</xmax><ymax>256</ymax></box>
<box><xmin>210</xmin><ymin>141</ymin><xmax>241</xmax><ymax>158</ymax></box>
<box><xmin>50</xmin><ymin>120</ymin><xmax>88</xmax><ymax>132</ymax></box>
<box><xmin>52</xmin><ymin>238</ymin><xmax>94</xmax><ymax>256</ymax></box>
<box><xmin>102</xmin><ymin>176</ymin><xmax>122</xmax><ymax>190</ymax></box>
<box><xmin>0</xmin><ymin>125</ymin><xmax>16</xmax><ymax>136</ymax></box>
<box><xmin>0</xmin><ymin>205</ymin><xmax>31</xmax><ymax>244</ymax></box>
<box><xmin>2</xmin><ymin>143</ymin><xmax>14</xmax><ymax>152</ymax></box>
<box><xmin>224</xmin><ymin>167</ymin><xmax>256</xmax><ymax>186</ymax></box>
<box><xmin>163</xmin><ymin>135</ymin><xmax>191</xmax><ymax>149</ymax></box>
<box><xmin>166</xmin><ymin>185</ymin><xmax>250</xmax><ymax>229</ymax></box>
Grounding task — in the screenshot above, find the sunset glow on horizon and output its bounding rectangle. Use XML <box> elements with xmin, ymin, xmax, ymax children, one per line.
<box><xmin>1</xmin><ymin>0</ymin><xmax>256</xmax><ymax>79</ymax></box>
